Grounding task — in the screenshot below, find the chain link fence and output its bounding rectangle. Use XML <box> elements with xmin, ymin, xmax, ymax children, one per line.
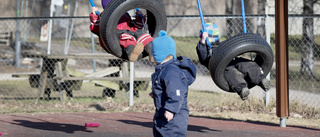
<box><xmin>0</xmin><ymin>14</ymin><xmax>319</xmax><ymax>119</ymax></box>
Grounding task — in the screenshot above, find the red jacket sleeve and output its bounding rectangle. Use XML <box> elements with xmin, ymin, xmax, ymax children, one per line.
<box><xmin>89</xmin><ymin>13</ymin><xmax>100</xmax><ymax>35</ymax></box>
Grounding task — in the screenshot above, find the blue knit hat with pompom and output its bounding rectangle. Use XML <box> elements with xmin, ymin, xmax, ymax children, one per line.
<box><xmin>152</xmin><ymin>30</ymin><xmax>177</xmax><ymax>63</ymax></box>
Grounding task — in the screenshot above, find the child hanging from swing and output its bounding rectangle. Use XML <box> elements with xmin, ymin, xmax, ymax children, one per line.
<box><xmin>89</xmin><ymin>0</ymin><xmax>154</xmax><ymax>62</ymax></box>
<box><xmin>196</xmin><ymin>23</ymin><xmax>271</xmax><ymax>100</ymax></box>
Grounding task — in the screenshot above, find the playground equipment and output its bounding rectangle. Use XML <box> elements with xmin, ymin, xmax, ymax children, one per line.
<box><xmin>196</xmin><ymin>0</ymin><xmax>274</xmax><ymax>92</ymax></box>
<box><xmin>99</xmin><ymin>0</ymin><xmax>167</xmax><ymax>60</ymax></box>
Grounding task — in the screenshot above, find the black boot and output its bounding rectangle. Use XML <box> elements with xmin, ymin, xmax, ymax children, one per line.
<box><xmin>259</xmin><ymin>78</ymin><xmax>271</xmax><ymax>91</ymax></box>
<box><xmin>239</xmin><ymin>87</ymin><xmax>250</xmax><ymax>100</ymax></box>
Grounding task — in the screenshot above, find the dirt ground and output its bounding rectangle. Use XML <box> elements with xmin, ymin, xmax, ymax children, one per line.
<box><xmin>0</xmin><ymin>112</ymin><xmax>319</xmax><ymax>137</ymax></box>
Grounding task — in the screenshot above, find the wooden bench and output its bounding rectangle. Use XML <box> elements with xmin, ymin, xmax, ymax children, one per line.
<box><xmin>0</xmin><ymin>31</ymin><xmax>13</xmax><ymax>46</ymax></box>
<box><xmin>54</xmin><ymin>62</ymin><xmax>151</xmax><ymax>98</ymax></box>
<box><xmin>12</xmin><ymin>53</ymin><xmax>151</xmax><ymax>101</ymax></box>
<box><xmin>12</xmin><ymin>73</ymin><xmax>46</xmax><ymax>88</ymax></box>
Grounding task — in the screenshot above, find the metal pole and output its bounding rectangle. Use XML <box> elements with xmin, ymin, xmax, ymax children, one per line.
<box><xmin>196</xmin><ymin>0</ymin><xmax>210</xmax><ymax>47</ymax></box>
<box><xmin>47</xmin><ymin>0</ymin><xmax>54</xmax><ymax>54</ymax></box>
<box><xmin>89</xmin><ymin>2</ymin><xmax>96</xmax><ymax>72</ymax></box>
<box><xmin>64</xmin><ymin>3</ymin><xmax>71</xmax><ymax>55</ymax></box>
<box><xmin>196</xmin><ymin>0</ymin><xmax>205</xmax><ymax>30</ymax></box>
<box><xmin>240</xmin><ymin>0</ymin><xmax>247</xmax><ymax>33</ymax></box>
<box><xmin>129</xmin><ymin>62</ymin><xmax>134</xmax><ymax>106</ymax></box>
<box><xmin>275</xmin><ymin>0</ymin><xmax>289</xmax><ymax>127</ymax></box>
<box><xmin>67</xmin><ymin>0</ymin><xmax>78</xmax><ymax>53</ymax></box>
<box><xmin>265</xmin><ymin>14</ymin><xmax>271</xmax><ymax>107</ymax></box>
<box><xmin>15</xmin><ymin>0</ymin><xmax>21</xmax><ymax>67</ymax></box>
<box><xmin>240</xmin><ymin>0</ymin><xmax>253</xmax><ymax>60</ymax></box>
<box><xmin>280</xmin><ymin>117</ymin><xmax>287</xmax><ymax>127</ymax></box>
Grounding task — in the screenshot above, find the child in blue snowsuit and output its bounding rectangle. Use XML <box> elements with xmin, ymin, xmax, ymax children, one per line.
<box><xmin>196</xmin><ymin>23</ymin><xmax>271</xmax><ymax>100</ymax></box>
<box><xmin>150</xmin><ymin>30</ymin><xmax>197</xmax><ymax>137</ymax></box>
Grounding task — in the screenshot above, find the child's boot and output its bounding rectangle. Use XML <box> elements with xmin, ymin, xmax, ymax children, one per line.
<box><xmin>259</xmin><ymin>78</ymin><xmax>271</xmax><ymax>91</ymax></box>
<box><xmin>134</xmin><ymin>30</ymin><xmax>154</xmax><ymax>62</ymax></box>
<box><xmin>125</xmin><ymin>44</ymin><xmax>143</xmax><ymax>62</ymax></box>
<box><xmin>239</xmin><ymin>87</ymin><xmax>250</xmax><ymax>100</ymax></box>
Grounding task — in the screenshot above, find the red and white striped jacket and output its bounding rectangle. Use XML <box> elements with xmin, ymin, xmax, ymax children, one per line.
<box><xmin>89</xmin><ymin>12</ymin><xmax>152</xmax><ymax>50</ymax></box>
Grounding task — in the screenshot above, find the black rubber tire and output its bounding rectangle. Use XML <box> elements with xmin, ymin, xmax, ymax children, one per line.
<box><xmin>208</xmin><ymin>33</ymin><xmax>274</xmax><ymax>92</ymax></box>
<box><xmin>99</xmin><ymin>0</ymin><xmax>167</xmax><ymax>60</ymax></box>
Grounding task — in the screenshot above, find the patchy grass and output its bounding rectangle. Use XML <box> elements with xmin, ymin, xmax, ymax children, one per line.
<box><xmin>0</xmin><ymin>88</ymin><xmax>319</xmax><ymax>129</ymax></box>
<box><xmin>269</xmin><ymin>65</ymin><xmax>320</xmax><ymax>93</ymax></box>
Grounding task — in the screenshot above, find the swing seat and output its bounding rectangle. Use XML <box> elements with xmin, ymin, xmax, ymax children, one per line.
<box><xmin>208</xmin><ymin>33</ymin><xmax>274</xmax><ymax>92</ymax></box>
<box><xmin>99</xmin><ymin>0</ymin><xmax>167</xmax><ymax>60</ymax></box>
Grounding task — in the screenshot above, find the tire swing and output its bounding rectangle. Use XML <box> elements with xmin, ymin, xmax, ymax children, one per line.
<box><xmin>208</xmin><ymin>33</ymin><xmax>274</xmax><ymax>92</ymax></box>
<box><xmin>197</xmin><ymin>0</ymin><xmax>274</xmax><ymax>92</ymax></box>
<box><xmin>99</xmin><ymin>0</ymin><xmax>167</xmax><ymax>60</ymax></box>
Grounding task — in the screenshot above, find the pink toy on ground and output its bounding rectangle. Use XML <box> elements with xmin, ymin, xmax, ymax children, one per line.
<box><xmin>85</xmin><ymin>123</ymin><xmax>100</xmax><ymax>127</ymax></box>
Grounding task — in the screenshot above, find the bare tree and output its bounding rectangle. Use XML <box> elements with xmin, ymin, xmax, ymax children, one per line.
<box><xmin>225</xmin><ymin>0</ymin><xmax>233</xmax><ymax>38</ymax></box>
<box><xmin>300</xmin><ymin>0</ymin><xmax>318</xmax><ymax>78</ymax></box>
<box><xmin>257</xmin><ymin>0</ymin><xmax>266</xmax><ymax>38</ymax></box>
<box><xmin>40</xmin><ymin>0</ymin><xmax>50</xmax><ymax>17</ymax></box>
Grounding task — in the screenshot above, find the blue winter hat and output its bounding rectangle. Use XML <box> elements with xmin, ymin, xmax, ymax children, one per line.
<box><xmin>152</xmin><ymin>30</ymin><xmax>177</xmax><ymax>63</ymax></box>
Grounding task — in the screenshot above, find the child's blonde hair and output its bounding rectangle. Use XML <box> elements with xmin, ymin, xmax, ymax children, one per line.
<box><xmin>157</xmin><ymin>55</ymin><xmax>173</xmax><ymax>64</ymax></box>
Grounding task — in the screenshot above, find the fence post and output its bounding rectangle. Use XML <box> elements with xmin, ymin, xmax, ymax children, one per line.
<box><xmin>64</xmin><ymin>3</ymin><xmax>71</xmax><ymax>55</ymax></box>
<box><xmin>88</xmin><ymin>2</ymin><xmax>96</xmax><ymax>72</ymax></box>
<box><xmin>66</xmin><ymin>0</ymin><xmax>79</xmax><ymax>54</ymax></box>
<box><xmin>129</xmin><ymin>62</ymin><xmax>134</xmax><ymax>106</ymax></box>
<box><xmin>265</xmin><ymin>14</ymin><xmax>271</xmax><ymax>107</ymax></box>
<box><xmin>47</xmin><ymin>0</ymin><xmax>54</xmax><ymax>55</ymax></box>
<box><xmin>275</xmin><ymin>0</ymin><xmax>289</xmax><ymax>127</ymax></box>
<box><xmin>15</xmin><ymin>0</ymin><xmax>21</xmax><ymax>67</ymax></box>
